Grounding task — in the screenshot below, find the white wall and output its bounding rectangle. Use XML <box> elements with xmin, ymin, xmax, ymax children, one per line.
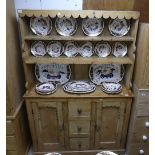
<box><xmin>14</xmin><ymin>0</ymin><xmax>83</xmax><ymax>17</ymax></box>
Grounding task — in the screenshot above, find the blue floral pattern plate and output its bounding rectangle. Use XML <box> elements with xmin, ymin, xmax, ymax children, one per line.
<box><xmin>89</xmin><ymin>64</ymin><xmax>124</xmax><ymax>85</ymax></box>
<box><xmin>35</xmin><ymin>64</ymin><xmax>71</xmax><ymax>85</ymax></box>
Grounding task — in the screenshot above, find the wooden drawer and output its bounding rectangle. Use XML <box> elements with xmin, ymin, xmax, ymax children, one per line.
<box><xmin>136</xmin><ymin>104</ymin><xmax>149</xmax><ymax>116</ymax></box>
<box><xmin>138</xmin><ymin>90</ymin><xmax>149</xmax><ymax>105</ymax></box>
<box><xmin>68</xmin><ymin>100</ymin><xmax>91</xmax><ymax>120</ymax></box>
<box><xmin>6</xmin><ymin>136</ymin><xmax>17</xmax><ymax>150</ymax></box>
<box><xmin>70</xmin><ymin>138</ymin><xmax>89</xmax><ymax>150</ymax></box>
<box><xmin>131</xmin><ymin>117</ymin><xmax>149</xmax><ymax>143</ymax></box>
<box><xmin>127</xmin><ymin>143</ymin><xmax>149</xmax><ymax>155</ymax></box>
<box><xmin>69</xmin><ymin>121</ymin><xmax>90</xmax><ymax>137</ymax></box>
<box><xmin>6</xmin><ymin>121</ymin><xmax>15</xmax><ymax>136</ymax></box>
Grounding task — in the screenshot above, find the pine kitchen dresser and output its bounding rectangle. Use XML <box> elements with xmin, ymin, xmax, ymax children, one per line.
<box><xmin>18</xmin><ymin>10</ymin><xmax>140</xmax><ymax>155</ymax></box>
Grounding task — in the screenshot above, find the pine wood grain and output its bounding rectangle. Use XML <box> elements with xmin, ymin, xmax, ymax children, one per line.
<box><xmin>83</xmin><ymin>0</ymin><xmax>149</xmax><ymax>22</ymax></box>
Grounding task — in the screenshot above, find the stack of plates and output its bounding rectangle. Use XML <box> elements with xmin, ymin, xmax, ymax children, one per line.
<box><xmin>101</xmin><ymin>82</ymin><xmax>122</xmax><ymax>94</ymax></box>
<box><xmin>63</xmin><ymin>81</ymin><xmax>96</xmax><ymax>94</ymax></box>
<box><xmin>35</xmin><ymin>82</ymin><xmax>57</xmax><ymax>95</ymax></box>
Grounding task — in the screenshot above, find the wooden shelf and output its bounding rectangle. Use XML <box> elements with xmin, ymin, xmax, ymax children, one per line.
<box><xmin>23</xmin><ymin>55</ymin><xmax>133</xmax><ymax>64</ymax></box>
<box><xmin>24</xmin><ymin>85</ymin><xmax>133</xmax><ymax>99</ymax></box>
<box><xmin>24</xmin><ymin>34</ymin><xmax>134</xmax><ymax>42</ymax></box>
<box><xmin>24</xmin><ymin>24</ymin><xmax>134</xmax><ymax>42</ymax></box>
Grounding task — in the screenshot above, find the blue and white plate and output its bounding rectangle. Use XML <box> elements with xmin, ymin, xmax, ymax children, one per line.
<box><xmin>89</xmin><ymin>64</ymin><xmax>124</xmax><ymax>85</ymax></box>
<box><xmin>101</xmin><ymin>82</ymin><xmax>122</xmax><ymax>94</ymax></box>
<box><xmin>31</xmin><ymin>41</ymin><xmax>46</xmax><ymax>57</ymax></box>
<box><xmin>82</xmin><ymin>18</ymin><xmax>104</xmax><ymax>36</ymax></box>
<box><xmin>55</xmin><ymin>17</ymin><xmax>77</xmax><ymax>36</ymax></box>
<box><xmin>30</xmin><ymin>17</ymin><xmax>52</xmax><ymax>36</ymax></box>
<box><xmin>35</xmin><ymin>82</ymin><xmax>57</xmax><ymax>95</ymax></box>
<box><xmin>109</xmin><ymin>18</ymin><xmax>130</xmax><ymax>37</ymax></box>
<box><xmin>35</xmin><ymin>64</ymin><xmax>71</xmax><ymax>85</ymax></box>
<box><xmin>63</xmin><ymin>81</ymin><xmax>96</xmax><ymax>94</ymax></box>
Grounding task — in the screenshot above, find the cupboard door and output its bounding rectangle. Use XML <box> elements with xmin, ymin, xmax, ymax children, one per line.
<box><xmin>95</xmin><ymin>100</ymin><xmax>126</xmax><ymax>149</ymax></box>
<box><xmin>32</xmin><ymin>101</ymin><xmax>65</xmax><ymax>151</ymax></box>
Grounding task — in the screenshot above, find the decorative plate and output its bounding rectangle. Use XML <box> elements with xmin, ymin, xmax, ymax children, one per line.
<box><xmin>82</xmin><ymin>18</ymin><xmax>104</xmax><ymax>36</ymax></box>
<box><xmin>96</xmin><ymin>151</ymin><xmax>118</xmax><ymax>155</ymax></box>
<box><xmin>55</xmin><ymin>17</ymin><xmax>77</xmax><ymax>36</ymax></box>
<box><xmin>35</xmin><ymin>82</ymin><xmax>57</xmax><ymax>95</ymax></box>
<box><xmin>101</xmin><ymin>82</ymin><xmax>122</xmax><ymax>94</ymax></box>
<box><xmin>63</xmin><ymin>81</ymin><xmax>96</xmax><ymax>94</ymax></box>
<box><xmin>112</xmin><ymin>42</ymin><xmax>127</xmax><ymax>57</ymax></box>
<box><xmin>95</xmin><ymin>42</ymin><xmax>111</xmax><ymax>57</ymax></box>
<box><xmin>89</xmin><ymin>64</ymin><xmax>124</xmax><ymax>85</ymax></box>
<box><xmin>109</xmin><ymin>18</ymin><xmax>130</xmax><ymax>37</ymax></box>
<box><xmin>31</xmin><ymin>41</ymin><xmax>46</xmax><ymax>57</ymax></box>
<box><xmin>47</xmin><ymin>41</ymin><xmax>64</xmax><ymax>57</ymax></box>
<box><xmin>64</xmin><ymin>41</ymin><xmax>78</xmax><ymax>57</ymax></box>
<box><xmin>30</xmin><ymin>17</ymin><xmax>52</xmax><ymax>36</ymax></box>
<box><xmin>35</xmin><ymin>64</ymin><xmax>71</xmax><ymax>85</ymax></box>
<box><xmin>80</xmin><ymin>42</ymin><xmax>94</xmax><ymax>57</ymax></box>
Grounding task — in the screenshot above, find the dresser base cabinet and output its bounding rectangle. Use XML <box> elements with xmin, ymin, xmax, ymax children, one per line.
<box><xmin>6</xmin><ymin>101</ymin><xmax>31</xmax><ymax>155</ymax></box>
<box><xmin>25</xmin><ymin>98</ymin><xmax>132</xmax><ymax>154</ymax></box>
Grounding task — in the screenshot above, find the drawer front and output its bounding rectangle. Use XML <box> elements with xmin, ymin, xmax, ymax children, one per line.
<box><xmin>136</xmin><ymin>104</ymin><xmax>149</xmax><ymax>116</ymax></box>
<box><xmin>131</xmin><ymin>117</ymin><xmax>149</xmax><ymax>143</ymax></box>
<box><xmin>70</xmin><ymin>138</ymin><xmax>89</xmax><ymax>150</ymax></box>
<box><xmin>6</xmin><ymin>136</ymin><xmax>17</xmax><ymax>151</ymax></box>
<box><xmin>128</xmin><ymin>144</ymin><xmax>149</xmax><ymax>155</ymax></box>
<box><xmin>69</xmin><ymin>121</ymin><xmax>90</xmax><ymax>137</ymax></box>
<box><xmin>6</xmin><ymin>121</ymin><xmax>15</xmax><ymax>135</ymax></box>
<box><xmin>138</xmin><ymin>90</ymin><xmax>149</xmax><ymax>105</ymax></box>
<box><xmin>68</xmin><ymin>100</ymin><xmax>91</xmax><ymax>120</ymax></box>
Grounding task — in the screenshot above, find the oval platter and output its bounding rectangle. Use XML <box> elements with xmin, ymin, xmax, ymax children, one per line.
<box><xmin>63</xmin><ymin>80</ymin><xmax>96</xmax><ymax>94</ymax></box>
<box><xmin>89</xmin><ymin>64</ymin><xmax>124</xmax><ymax>85</ymax></box>
<box><xmin>35</xmin><ymin>64</ymin><xmax>71</xmax><ymax>85</ymax></box>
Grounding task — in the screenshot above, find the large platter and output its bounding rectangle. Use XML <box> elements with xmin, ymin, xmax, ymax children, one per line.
<box><xmin>47</xmin><ymin>41</ymin><xmax>64</xmax><ymax>57</ymax></box>
<box><xmin>80</xmin><ymin>42</ymin><xmax>94</xmax><ymax>57</ymax></box>
<box><xmin>89</xmin><ymin>64</ymin><xmax>124</xmax><ymax>85</ymax></box>
<box><xmin>55</xmin><ymin>17</ymin><xmax>77</xmax><ymax>36</ymax></box>
<box><xmin>30</xmin><ymin>17</ymin><xmax>52</xmax><ymax>36</ymax></box>
<box><xmin>95</xmin><ymin>42</ymin><xmax>111</xmax><ymax>57</ymax></box>
<box><xmin>112</xmin><ymin>42</ymin><xmax>127</xmax><ymax>57</ymax></box>
<box><xmin>31</xmin><ymin>41</ymin><xmax>46</xmax><ymax>57</ymax></box>
<box><xmin>35</xmin><ymin>82</ymin><xmax>57</xmax><ymax>95</ymax></box>
<box><xmin>109</xmin><ymin>18</ymin><xmax>130</xmax><ymax>37</ymax></box>
<box><xmin>63</xmin><ymin>81</ymin><xmax>96</xmax><ymax>94</ymax></box>
<box><xmin>101</xmin><ymin>82</ymin><xmax>122</xmax><ymax>94</ymax></box>
<box><xmin>82</xmin><ymin>18</ymin><xmax>104</xmax><ymax>36</ymax></box>
<box><xmin>35</xmin><ymin>64</ymin><xmax>71</xmax><ymax>85</ymax></box>
<box><xmin>64</xmin><ymin>41</ymin><xmax>78</xmax><ymax>57</ymax></box>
